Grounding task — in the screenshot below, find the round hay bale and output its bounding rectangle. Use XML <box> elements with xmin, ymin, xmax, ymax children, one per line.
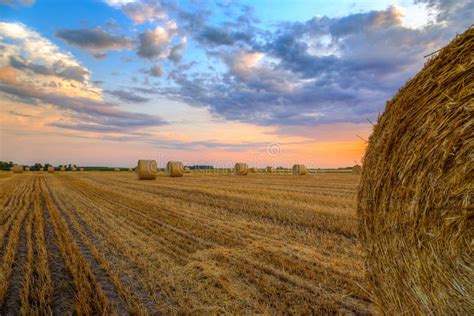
<box><xmin>357</xmin><ymin>27</ymin><xmax>473</xmax><ymax>315</ymax></box>
<box><xmin>166</xmin><ymin>161</ymin><xmax>184</xmax><ymax>177</ymax></box>
<box><xmin>39</xmin><ymin>168</ymin><xmax>44</xmax><ymax>171</ymax></box>
<box><xmin>352</xmin><ymin>165</ymin><xmax>362</xmax><ymax>174</ymax></box>
<box><xmin>292</xmin><ymin>164</ymin><xmax>307</xmax><ymax>175</ymax></box>
<box><xmin>12</xmin><ymin>165</ymin><xmax>24</xmax><ymax>173</ymax></box>
<box><xmin>234</xmin><ymin>163</ymin><xmax>248</xmax><ymax>175</ymax></box>
<box><xmin>60</xmin><ymin>166</ymin><xmax>65</xmax><ymax>172</ymax></box>
<box><xmin>47</xmin><ymin>166</ymin><xmax>54</xmax><ymax>173</ymax></box>
<box><xmin>136</xmin><ymin>160</ymin><xmax>158</xmax><ymax>180</ymax></box>
<box><xmin>25</xmin><ymin>167</ymin><xmax>30</xmax><ymax>171</ymax></box>
<box><xmin>249</xmin><ymin>167</ymin><xmax>257</xmax><ymax>173</ymax></box>
<box><xmin>80</xmin><ymin>168</ymin><xmax>84</xmax><ymax>171</ymax></box>
<box><xmin>266</xmin><ymin>166</ymin><xmax>274</xmax><ymax>173</ymax></box>
<box><xmin>114</xmin><ymin>168</ymin><xmax>120</xmax><ymax>172</ymax></box>
<box><xmin>128</xmin><ymin>168</ymin><xmax>133</xmax><ymax>172</ymax></box>
<box><xmin>71</xmin><ymin>167</ymin><xmax>77</xmax><ymax>171</ymax></box>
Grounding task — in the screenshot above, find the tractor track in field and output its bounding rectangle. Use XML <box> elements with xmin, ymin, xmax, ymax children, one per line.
<box><xmin>0</xmin><ymin>206</ymin><xmax>30</xmax><ymax>314</ymax></box>
<box><xmin>43</xmin><ymin>177</ymin><xmax>130</xmax><ymax>315</ymax></box>
<box><xmin>40</xmin><ymin>186</ymin><xmax>76</xmax><ymax>314</ymax></box>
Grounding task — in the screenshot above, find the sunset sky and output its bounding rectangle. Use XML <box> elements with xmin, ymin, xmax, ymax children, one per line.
<box><xmin>0</xmin><ymin>0</ymin><xmax>471</xmax><ymax>168</ymax></box>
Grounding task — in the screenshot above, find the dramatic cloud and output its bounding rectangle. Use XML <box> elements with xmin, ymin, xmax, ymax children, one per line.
<box><xmin>0</xmin><ymin>22</ymin><xmax>166</xmax><ymax>134</ymax></box>
<box><xmin>0</xmin><ymin>22</ymin><xmax>90</xmax><ymax>83</ymax></box>
<box><xmin>161</xmin><ymin>2</ymin><xmax>472</xmax><ymax>126</ymax></box>
<box><xmin>56</xmin><ymin>28</ymin><xmax>132</xmax><ymax>51</ymax></box>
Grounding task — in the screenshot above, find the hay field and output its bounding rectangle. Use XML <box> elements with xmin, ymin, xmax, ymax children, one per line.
<box><xmin>0</xmin><ymin>171</ymin><xmax>370</xmax><ymax>314</ymax></box>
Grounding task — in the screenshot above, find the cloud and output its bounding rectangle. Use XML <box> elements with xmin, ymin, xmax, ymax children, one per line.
<box><xmin>161</xmin><ymin>3</ymin><xmax>472</xmax><ymax>126</ymax></box>
<box><xmin>137</xmin><ymin>21</ymin><xmax>178</xmax><ymax>58</ymax></box>
<box><xmin>55</xmin><ymin>28</ymin><xmax>132</xmax><ymax>51</ymax></box>
<box><xmin>105</xmin><ymin>89</ymin><xmax>150</xmax><ymax>103</ymax></box>
<box><xmin>0</xmin><ymin>22</ymin><xmax>167</xmax><ymax>134</ymax></box>
<box><xmin>122</xmin><ymin>0</ymin><xmax>167</xmax><ymax>24</ymax></box>
<box><xmin>146</xmin><ymin>64</ymin><xmax>163</xmax><ymax>77</ymax></box>
<box><xmin>0</xmin><ymin>22</ymin><xmax>90</xmax><ymax>83</ymax></box>
<box><xmin>198</xmin><ymin>26</ymin><xmax>252</xmax><ymax>46</ymax></box>
<box><xmin>168</xmin><ymin>37</ymin><xmax>186</xmax><ymax>63</ymax></box>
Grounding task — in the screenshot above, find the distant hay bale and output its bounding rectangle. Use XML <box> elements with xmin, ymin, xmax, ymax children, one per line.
<box><xmin>47</xmin><ymin>166</ymin><xmax>54</xmax><ymax>173</ymax></box>
<box><xmin>234</xmin><ymin>163</ymin><xmax>248</xmax><ymax>175</ymax></box>
<box><xmin>249</xmin><ymin>167</ymin><xmax>257</xmax><ymax>173</ymax></box>
<box><xmin>9</xmin><ymin>167</ymin><xmax>13</xmax><ymax>171</ymax></box>
<box><xmin>60</xmin><ymin>166</ymin><xmax>65</xmax><ymax>172</ymax></box>
<box><xmin>39</xmin><ymin>168</ymin><xmax>44</xmax><ymax>171</ymax></box>
<box><xmin>136</xmin><ymin>160</ymin><xmax>158</xmax><ymax>180</ymax></box>
<box><xmin>166</xmin><ymin>161</ymin><xmax>184</xmax><ymax>177</ymax></box>
<box><xmin>25</xmin><ymin>167</ymin><xmax>30</xmax><ymax>171</ymax></box>
<box><xmin>71</xmin><ymin>167</ymin><xmax>77</xmax><ymax>171</ymax></box>
<box><xmin>128</xmin><ymin>168</ymin><xmax>133</xmax><ymax>172</ymax></box>
<box><xmin>114</xmin><ymin>168</ymin><xmax>120</xmax><ymax>172</ymax></box>
<box><xmin>12</xmin><ymin>165</ymin><xmax>24</xmax><ymax>173</ymax></box>
<box><xmin>184</xmin><ymin>167</ymin><xmax>191</xmax><ymax>174</ymax></box>
<box><xmin>80</xmin><ymin>168</ymin><xmax>84</xmax><ymax>171</ymax></box>
<box><xmin>292</xmin><ymin>164</ymin><xmax>307</xmax><ymax>175</ymax></box>
<box><xmin>266</xmin><ymin>166</ymin><xmax>274</xmax><ymax>173</ymax></box>
<box><xmin>357</xmin><ymin>27</ymin><xmax>473</xmax><ymax>315</ymax></box>
<box><xmin>352</xmin><ymin>165</ymin><xmax>362</xmax><ymax>174</ymax></box>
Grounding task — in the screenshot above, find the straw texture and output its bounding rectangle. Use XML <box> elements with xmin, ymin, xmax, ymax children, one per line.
<box><xmin>234</xmin><ymin>163</ymin><xmax>248</xmax><ymax>175</ymax></box>
<box><xmin>136</xmin><ymin>160</ymin><xmax>158</xmax><ymax>180</ymax></box>
<box><xmin>12</xmin><ymin>165</ymin><xmax>24</xmax><ymax>173</ymax></box>
<box><xmin>166</xmin><ymin>161</ymin><xmax>184</xmax><ymax>177</ymax></box>
<box><xmin>48</xmin><ymin>166</ymin><xmax>54</xmax><ymax>173</ymax></box>
<box><xmin>357</xmin><ymin>27</ymin><xmax>473</xmax><ymax>314</ymax></box>
<box><xmin>292</xmin><ymin>164</ymin><xmax>307</xmax><ymax>175</ymax></box>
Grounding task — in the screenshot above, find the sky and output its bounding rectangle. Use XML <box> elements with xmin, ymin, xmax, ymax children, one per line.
<box><xmin>0</xmin><ymin>0</ymin><xmax>472</xmax><ymax>168</ymax></box>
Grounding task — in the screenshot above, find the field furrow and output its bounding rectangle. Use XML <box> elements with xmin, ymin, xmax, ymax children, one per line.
<box><xmin>0</xmin><ymin>171</ymin><xmax>371</xmax><ymax>314</ymax></box>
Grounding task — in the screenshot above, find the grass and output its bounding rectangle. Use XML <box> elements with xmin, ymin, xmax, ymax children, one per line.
<box><xmin>0</xmin><ymin>171</ymin><xmax>370</xmax><ymax>314</ymax></box>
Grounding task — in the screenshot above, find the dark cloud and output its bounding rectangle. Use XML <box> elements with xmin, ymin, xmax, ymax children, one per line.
<box><xmin>105</xmin><ymin>89</ymin><xmax>150</xmax><ymax>103</ymax></box>
<box><xmin>93</xmin><ymin>52</ymin><xmax>108</xmax><ymax>59</ymax></box>
<box><xmin>168</xmin><ymin>41</ymin><xmax>186</xmax><ymax>63</ymax></box>
<box><xmin>145</xmin><ymin>65</ymin><xmax>163</xmax><ymax>77</ymax></box>
<box><xmin>56</xmin><ymin>28</ymin><xmax>132</xmax><ymax>51</ymax></box>
<box><xmin>8</xmin><ymin>55</ymin><xmax>89</xmax><ymax>83</ymax></box>
<box><xmin>136</xmin><ymin>26</ymin><xmax>176</xmax><ymax>59</ymax></box>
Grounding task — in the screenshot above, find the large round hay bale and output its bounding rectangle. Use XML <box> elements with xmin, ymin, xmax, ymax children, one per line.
<box><xmin>292</xmin><ymin>164</ymin><xmax>307</xmax><ymax>175</ymax></box>
<box><xmin>47</xmin><ymin>166</ymin><xmax>54</xmax><ymax>173</ymax></box>
<box><xmin>12</xmin><ymin>165</ymin><xmax>24</xmax><ymax>173</ymax></box>
<box><xmin>234</xmin><ymin>163</ymin><xmax>248</xmax><ymax>175</ymax></box>
<box><xmin>357</xmin><ymin>27</ymin><xmax>473</xmax><ymax>314</ymax></box>
<box><xmin>352</xmin><ymin>165</ymin><xmax>362</xmax><ymax>174</ymax></box>
<box><xmin>166</xmin><ymin>161</ymin><xmax>184</xmax><ymax>177</ymax></box>
<box><xmin>136</xmin><ymin>160</ymin><xmax>158</xmax><ymax>180</ymax></box>
<box><xmin>266</xmin><ymin>166</ymin><xmax>274</xmax><ymax>173</ymax></box>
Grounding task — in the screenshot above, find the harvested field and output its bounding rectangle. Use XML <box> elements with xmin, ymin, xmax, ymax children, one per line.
<box><xmin>0</xmin><ymin>171</ymin><xmax>370</xmax><ymax>314</ymax></box>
